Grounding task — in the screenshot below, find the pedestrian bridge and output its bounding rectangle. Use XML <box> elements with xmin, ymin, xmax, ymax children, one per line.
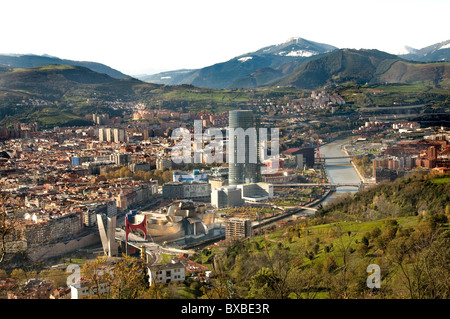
<box><xmin>315</xmin><ymin>154</ymin><xmax>366</xmax><ymax>161</ymax></box>
<box><xmin>273</xmin><ymin>182</ymin><xmax>366</xmax><ymax>188</ymax></box>
<box><xmin>322</xmin><ymin>155</ymin><xmax>358</xmax><ymax>159</ymax></box>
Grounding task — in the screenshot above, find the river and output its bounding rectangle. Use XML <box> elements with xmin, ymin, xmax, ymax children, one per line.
<box><xmin>281</xmin><ymin>136</ymin><xmax>362</xmax><ymax>222</ymax></box>
<box><xmin>319</xmin><ymin>136</ymin><xmax>362</xmax><ymax>206</ymax></box>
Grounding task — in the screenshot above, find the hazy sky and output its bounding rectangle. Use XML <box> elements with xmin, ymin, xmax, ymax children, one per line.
<box><xmin>1</xmin><ymin>0</ymin><xmax>449</xmax><ymax>75</ymax></box>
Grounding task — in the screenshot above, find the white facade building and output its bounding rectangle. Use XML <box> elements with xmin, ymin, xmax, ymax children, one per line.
<box><xmin>148</xmin><ymin>262</ymin><xmax>186</xmax><ymax>285</ymax></box>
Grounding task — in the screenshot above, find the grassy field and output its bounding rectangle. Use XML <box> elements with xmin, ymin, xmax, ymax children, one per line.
<box><xmin>338</xmin><ymin>82</ymin><xmax>450</xmax><ymax>108</ymax></box>
<box><xmin>430</xmin><ymin>177</ymin><xmax>450</xmax><ymax>184</ymax></box>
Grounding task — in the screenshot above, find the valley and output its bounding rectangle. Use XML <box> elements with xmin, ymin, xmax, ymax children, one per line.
<box><xmin>0</xmin><ymin>34</ymin><xmax>449</xmax><ymax>301</ymax></box>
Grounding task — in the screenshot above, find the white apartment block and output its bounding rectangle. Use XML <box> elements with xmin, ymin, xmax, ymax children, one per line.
<box><xmin>148</xmin><ymin>262</ymin><xmax>185</xmax><ymax>285</ymax></box>
<box><xmin>70</xmin><ymin>281</ymin><xmax>110</xmax><ymax>299</ymax></box>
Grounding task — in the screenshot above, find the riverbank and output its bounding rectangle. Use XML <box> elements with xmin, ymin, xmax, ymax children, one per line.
<box><xmin>342</xmin><ymin>143</ymin><xmax>376</xmax><ymax>184</ymax></box>
<box><xmin>341</xmin><ymin>146</ymin><xmax>367</xmax><ymax>184</ymax></box>
<box><xmin>350</xmin><ymin>160</ymin><xmax>368</xmax><ymax>183</ymax></box>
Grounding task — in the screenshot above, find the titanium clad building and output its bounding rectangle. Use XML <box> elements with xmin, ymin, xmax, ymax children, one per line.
<box><xmin>228</xmin><ymin>110</ymin><xmax>260</xmax><ymax>185</ymax></box>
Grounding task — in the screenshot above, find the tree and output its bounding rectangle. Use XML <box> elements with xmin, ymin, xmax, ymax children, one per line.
<box><xmin>81</xmin><ymin>256</ymin><xmax>112</xmax><ymax>299</ymax></box>
<box><xmin>201</xmin><ymin>253</ymin><xmax>234</xmax><ymax>299</ymax></box>
<box><xmin>323</xmin><ymin>255</ymin><xmax>338</xmax><ymax>273</ymax></box>
<box><xmin>374</xmin><ymin>221</ymin><xmax>398</xmax><ymax>251</ymax></box>
<box><xmin>108</xmin><ymin>255</ymin><xmax>148</xmax><ymax>299</ymax></box>
<box><xmin>10</xmin><ymin>269</ymin><xmax>27</xmax><ymax>284</ymax></box>
<box><xmin>386</xmin><ymin>219</ymin><xmax>449</xmax><ymax>299</ymax></box>
<box><xmin>285</xmin><ymin>251</ymin><xmax>322</xmax><ymax>300</ymax></box>
<box><xmin>0</xmin><ymin>211</ymin><xmax>9</xmax><ymax>265</ymax></box>
<box><xmin>356</xmin><ymin>243</ymin><xmax>369</xmax><ymax>257</ymax></box>
<box><xmin>420</xmin><ymin>231</ymin><xmax>450</xmax><ymax>299</ymax></box>
<box><xmin>327</xmin><ymin>226</ymin><xmax>358</xmax><ymax>298</ymax></box>
<box><xmin>0</xmin><ymin>194</ymin><xmax>24</xmax><ymax>266</ymax></box>
<box><xmin>39</xmin><ymin>269</ymin><xmax>68</xmax><ymax>288</ymax></box>
<box><xmin>81</xmin><ymin>255</ymin><xmax>148</xmax><ymax>299</ymax></box>
<box><xmin>248</xmin><ymin>246</ymin><xmax>293</xmax><ymax>299</ymax></box>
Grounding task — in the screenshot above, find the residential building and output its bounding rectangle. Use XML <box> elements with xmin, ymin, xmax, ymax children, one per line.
<box><xmin>98</xmin><ymin>128</ymin><xmax>125</xmax><ymax>143</ymax></box>
<box><xmin>70</xmin><ymin>280</ymin><xmax>110</xmax><ymax>299</ymax></box>
<box><xmin>148</xmin><ymin>262</ymin><xmax>186</xmax><ymax>285</ymax></box>
<box><xmin>156</xmin><ymin>157</ymin><xmax>172</xmax><ymax>170</ymax></box>
<box><xmin>225</xmin><ymin>218</ymin><xmax>252</xmax><ymax>240</ymax></box>
<box><xmin>7</xmin><ymin>279</ymin><xmax>54</xmax><ymax>299</ymax></box>
<box><xmin>110</xmin><ymin>153</ymin><xmax>131</xmax><ymax>165</ymax></box>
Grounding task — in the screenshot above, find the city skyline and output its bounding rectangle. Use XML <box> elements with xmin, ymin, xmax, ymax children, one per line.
<box><xmin>1</xmin><ymin>0</ymin><xmax>449</xmax><ymax>75</ymax></box>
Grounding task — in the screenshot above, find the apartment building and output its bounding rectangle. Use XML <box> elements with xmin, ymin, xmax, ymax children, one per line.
<box><xmin>225</xmin><ymin>218</ymin><xmax>252</xmax><ymax>240</ymax></box>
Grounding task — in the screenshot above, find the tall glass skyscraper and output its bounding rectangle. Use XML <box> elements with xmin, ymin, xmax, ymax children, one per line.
<box><xmin>228</xmin><ymin>110</ymin><xmax>260</xmax><ymax>185</ymax></box>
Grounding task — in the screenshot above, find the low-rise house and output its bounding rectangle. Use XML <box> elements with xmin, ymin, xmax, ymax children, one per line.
<box><xmin>147</xmin><ymin>261</ymin><xmax>185</xmax><ymax>285</ymax></box>
<box><xmin>7</xmin><ymin>279</ymin><xmax>54</xmax><ymax>299</ymax></box>
<box><xmin>69</xmin><ymin>278</ymin><xmax>111</xmax><ymax>299</ymax></box>
<box><xmin>50</xmin><ymin>287</ymin><xmax>71</xmax><ymax>299</ymax></box>
<box><xmin>175</xmin><ymin>254</ymin><xmax>210</xmax><ymax>277</ymax></box>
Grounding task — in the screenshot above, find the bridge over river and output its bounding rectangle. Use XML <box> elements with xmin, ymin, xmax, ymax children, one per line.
<box><xmin>273</xmin><ymin>182</ymin><xmax>367</xmax><ymax>189</ymax></box>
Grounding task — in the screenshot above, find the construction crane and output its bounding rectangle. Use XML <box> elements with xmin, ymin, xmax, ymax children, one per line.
<box><xmin>316</xmin><ymin>139</ymin><xmax>321</xmax><ymax>159</ymax></box>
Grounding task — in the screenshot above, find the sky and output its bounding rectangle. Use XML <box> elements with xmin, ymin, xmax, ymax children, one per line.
<box><xmin>1</xmin><ymin>0</ymin><xmax>449</xmax><ymax>76</ymax></box>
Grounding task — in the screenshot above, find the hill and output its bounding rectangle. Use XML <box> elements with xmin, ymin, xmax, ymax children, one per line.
<box><xmin>0</xmin><ymin>54</ymin><xmax>130</xmax><ymax>79</ymax></box>
<box><xmin>272</xmin><ymin>49</ymin><xmax>450</xmax><ymax>89</ymax></box>
<box><xmin>0</xmin><ymin>64</ymin><xmax>159</xmax><ymax>127</ymax></box>
<box><xmin>0</xmin><ymin>64</ymin><xmax>290</xmax><ymax>127</ymax></box>
<box><xmin>317</xmin><ymin>170</ymin><xmax>450</xmax><ymax>221</ymax></box>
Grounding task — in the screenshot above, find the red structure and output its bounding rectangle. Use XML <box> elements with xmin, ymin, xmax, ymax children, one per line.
<box><xmin>125</xmin><ymin>213</ymin><xmax>147</xmax><ymax>242</ymax></box>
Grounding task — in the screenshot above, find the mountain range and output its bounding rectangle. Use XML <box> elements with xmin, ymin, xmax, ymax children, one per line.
<box><xmin>0</xmin><ymin>55</ymin><xmax>449</xmax><ymax>128</ymax></box>
<box><xmin>1</xmin><ymin>37</ymin><xmax>449</xmax><ymax>91</ymax></box>
<box><xmin>138</xmin><ymin>37</ymin><xmax>450</xmax><ymax>89</ymax></box>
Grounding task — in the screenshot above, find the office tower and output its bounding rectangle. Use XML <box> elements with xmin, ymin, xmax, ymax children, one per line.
<box><xmin>228</xmin><ymin>110</ymin><xmax>260</xmax><ymax>185</ymax></box>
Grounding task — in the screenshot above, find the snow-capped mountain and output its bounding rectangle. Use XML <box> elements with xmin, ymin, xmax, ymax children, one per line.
<box><xmin>252</xmin><ymin>36</ymin><xmax>337</xmax><ymax>57</ymax></box>
<box><xmin>393</xmin><ymin>45</ymin><xmax>419</xmax><ymax>56</ymax></box>
<box><xmin>398</xmin><ymin>40</ymin><xmax>450</xmax><ymax>62</ymax></box>
<box><xmin>139</xmin><ymin>37</ymin><xmax>337</xmax><ymax>89</ymax></box>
